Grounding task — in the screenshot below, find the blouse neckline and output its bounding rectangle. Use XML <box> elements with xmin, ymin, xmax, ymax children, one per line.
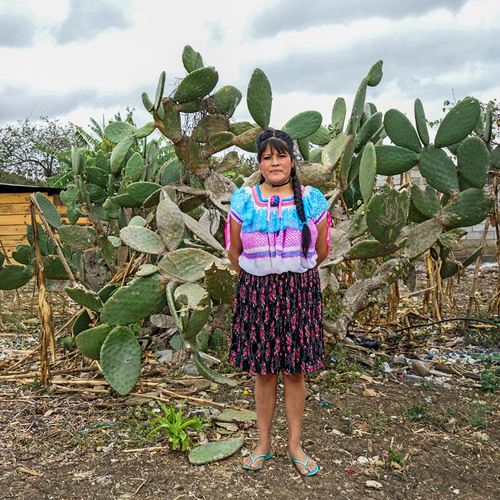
<box><xmin>252</xmin><ymin>184</ymin><xmax>304</xmax><ymax>206</ymax></box>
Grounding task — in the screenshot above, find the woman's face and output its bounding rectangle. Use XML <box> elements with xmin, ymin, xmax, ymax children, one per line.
<box><xmin>259</xmin><ymin>145</ymin><xmax>293</xmax><ymax>186</ymax></box>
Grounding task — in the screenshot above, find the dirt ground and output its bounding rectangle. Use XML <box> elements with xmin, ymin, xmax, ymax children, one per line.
<box><xmin>1</xmin><ymin>267</ymin><xmax>500</xmax><ymax>500</ymax></box>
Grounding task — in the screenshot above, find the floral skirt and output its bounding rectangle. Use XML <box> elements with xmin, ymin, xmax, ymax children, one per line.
<box><xmin>229</xmin><ymin>268</ymin><xmax>324</xmax><ymax>375</ymax></box>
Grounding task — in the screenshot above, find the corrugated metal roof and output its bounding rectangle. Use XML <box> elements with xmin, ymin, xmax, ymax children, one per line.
<box><xmin>0</xmin><ymin>183</ymin><xmax>62</xmax><ymax>195</ymax></box>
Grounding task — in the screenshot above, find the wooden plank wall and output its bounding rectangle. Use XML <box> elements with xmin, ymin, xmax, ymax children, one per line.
<box><xmin>0</xmin><ymin>192</ymin><xmax>86</xmax><ymax>259</ymax></box>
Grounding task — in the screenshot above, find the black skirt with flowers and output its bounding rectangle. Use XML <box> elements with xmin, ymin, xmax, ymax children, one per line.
<box><xmin>228</xmin><ymin>268</ymin><xmax>324</xmax><ymax>375</ymax></box>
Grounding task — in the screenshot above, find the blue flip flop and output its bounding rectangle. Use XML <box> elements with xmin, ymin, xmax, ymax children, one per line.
<box><xmin>288</xmin><ymin>454</ymin><xmax>318</xmax><ymax>476</ymax></box>
<box><xmin>242</xmin><ymin>452</ymin><xmax>273</xmax><ymax>471</ymax></box>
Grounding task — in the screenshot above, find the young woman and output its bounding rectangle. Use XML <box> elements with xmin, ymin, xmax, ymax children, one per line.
<box><xmin>226</xmin><ymin>129</ymin><xmax>330</xmax><ymax>476</ymax></box>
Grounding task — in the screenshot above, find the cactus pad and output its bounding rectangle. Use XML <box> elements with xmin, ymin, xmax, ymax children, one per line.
<box><xmin>34</xmin><ymin>255</ymin><xmax>76</xmax><ymax>280</ymax></box>
<box><xmin>27</xmin><ymin>222</ymin><xmax>53</xmax><ymax>256</ymax></box>
<box><xmin>110</xmin><ymin>136</ymin><xmax>135</xmax><ymax>173</ymax></box>
<box><xmin>35</xmin><ymin>193</ymin><xmax>61</xmax><ymax>229</ymax></box>
<box><xmin>440</xmin><ymin>259</ymin><xmax>459</xmax><ymax>279</ymax></box>
<box><xmin>57</xmin><ymin>225</ymin><xmax>96</xmax><ymax>251</ymax></box>
<box><xmin>457</xmin><ymin>137</ymin><xmax>489</xmax><ymax>189</ymax></box>
<box><xmin>184</xmin><ymin>293</ymin><xmax>211</xmax><ymax>339</ymax></box>
<box><xmin>405</xmin><ymin>218</ymin><xmax>442</xmax><ymax>261</ymax></box>
<box><xmin>182</xmin><ymin>213</ymin><xmax>224</xmax><ymax>252</ymax></box>
<box><xmin>308</xmin><ymin>125</ymin><xmax>331</xmax><ymax>147</ymax></box>
<box><xmin>435</xmin><ymin>97</ymin><xmax>481</xmax><ymax>148</ymax></box>
<box><xmin>101</xmin><ymin>273</ymin><xmax>166</xmax><ymax>326</ymax></box>
<box><xmin>346</xmin><ymin>77</ymin><xmax>367</xmax><ymax>134</ymax></box>
<box><xmin>105</xmin><ymin>121</ymin><xmax>135</xmax><ymax>144</ymax></box>
<box><xmin>462</xmin><ymin>246</ymin><xmax>483</xmax><ymax>267</ymax></box>
<box><xmin>419</xmin><ymin>145</ymin><xmax>459</xmax><ymax>195</ymax></box>
<box><xmin>411</xmin><ymin>185</ymin><xmax>440</xmax><ymax>218</ymax></box>
<box><xmin>346</xmin><ymin>240</ymin><xmax>398</xmax><ymax>260</ymax></box>
<box><xmin>322</xmin><ymin>133</ymin><xmax>348</xmax><ymax>170</ymax></box>
<box><xmin>174</xmin><ymin>283</ymin><xmax>207</xmax><ymax>308</ymax></box>
<box><xmin>375</xmin><ymin>145</ymin><xmax>418</xmax><ymax>176</ymax></box>
<box><xmin>76</xmin><ymin>325</ymin><xmax>113</xmax><ymax>360</ymax></box>
<box><xmin>65</xmin><ymin>286</ymin><xmax>103</xmax><ymax>312</ymax></box>
<box><xmin>213</xmin><ymin>85</ymin><xmax>242</xmax><ymax>117</ymax></box>
<box><xmin>159</xmin><ymin>248</ymin><xmax>218</xmax><ymax>282</ymax></box>
<box><xmin>359</xmin><ymin>142</ymin><xmax>377</xmax><ymax>203</ymax></box>
<box><xmin>119</xmin><ymin>226</ymin><xmax>166</xmax><ymax>255</ymax></box>
<box><xmin>0</xmin><ymin>265</ymin><xmax>33</xmax><ymax>290</ymax></box>
<box><xmin>383</xmin><ymin>109</ymin><xmax>421</xmax><ymax>153</ymax></box>
<box><xmin>156</xmin><ymin>196</ymin><xmax>185</xmax><ymax>251</ymax></box>
<box><xmin>246</xmin><ymin>68</ymin><xmax>272</xmax><ymax>128</ymax></box>
<box><xmin>367</xmin><ymin>60</ymin><xmax>383</xmax><ymax>87</ymax></box>
<box><xmin>127</xmin><ymin>182</ymin><xmax>162</xmax><ymax>204</ymax></box>
<box><xmin>439</xmin><ymin>188</ymin><xmax>493</xmax><ymax>229</ymax></box>
<box><xmin>86</xmin><ymin>167</ymin><xmax>109</xmax><ymax>189</ymax></box>
<box><xmin>182</xmin><ymin>45</ymin><xmax>204</xmax><ymax>73</ymax></box>
<box><xmin>189</xmin><ymin>437</ymin><xmax>244</xmax><ymax>465</ymax></box>
<box><xmin>331</xmin><ymin>97</ymin><xmax>346</xmax><ymax>134</ymax></box>
<box><xmin>100</xmin><ymin>326</ymin><xmax>141</xmax><ymax>395</ymax></box>
<box><xmin>72</xmin><ymin>309</ymin><xmax>93</xmax><ymax>336</ymax></box>
<box><xmin>282</xmin><ymin>111</ymin><xmax>322</xmax><ymax>140</ymax></box>
<box><xmin>192</xmin><ymin>350</ymin><xmax>237</xmax><ymax>387</ymax></box>
<box><xmin>354</xmin><ymin>111</ymin><xmax>383</xmax><ymax>153</ymax></box>
<box><xmin>366</xmin><ymin>186</ymin><xmax>409</xmax><ymax>245</ymax></box>
<box><xmin>173</xmin><ymin>66</ymin><xmax>218</xmax><ymax>103</ymax></box>
<box><xmin>103</xmin><ymin>197</ymin><xmax>121</xmax><ymax>219</ymax></box>
<box><xmin>414</xmin><ymin>98</ymin><xmax>430</xmax><ymax>146</ymax></box>
<box><xmin>12</xmin><ymin>244</ymin><xmax>32</xmax><ymax>265</ymax></box>
<box><xmin>309</xmin><ymin>147</ymin><xmax>323</xmax><ymax>163</ymax></box>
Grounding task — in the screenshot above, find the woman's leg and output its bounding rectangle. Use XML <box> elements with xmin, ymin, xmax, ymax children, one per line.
<box><xmin>243</xmin><ymin>373</ymin><xmax>279</xmax><ymax>468</ymax></box>
<box><xmin>282</xmin><ymin>371</ymin><xmax>317</xmax><ymax>474</ymax></box>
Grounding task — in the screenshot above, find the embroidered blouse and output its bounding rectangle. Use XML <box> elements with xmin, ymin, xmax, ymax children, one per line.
<box><xmin>226</xmin><ymin>184</ymin><xmax>330</xmax><ymax>276</ymax></box>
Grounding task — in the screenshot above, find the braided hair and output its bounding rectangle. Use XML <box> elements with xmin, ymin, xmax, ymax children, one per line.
<box><xmin>256</xmin><ymin>129</ymin><xmax>311</xmax><ymax>258</ymax></box>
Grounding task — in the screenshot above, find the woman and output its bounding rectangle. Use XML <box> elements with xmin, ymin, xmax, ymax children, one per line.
<box><xmin>226</xmin><ymin>129</ymin><xmax>330</xmax><ymax>476</ymax></box>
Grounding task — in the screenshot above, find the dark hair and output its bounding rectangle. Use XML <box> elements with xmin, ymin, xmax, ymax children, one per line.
<box><xmin>255</xmin><ymin>129</ymin><xmax>311</xmax><ymax>258</ymax></box>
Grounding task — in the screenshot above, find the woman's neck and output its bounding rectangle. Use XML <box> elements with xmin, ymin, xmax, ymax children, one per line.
<box><xmin>259</xmin><ymin>181</ymin><xmax>294</xmax><ymax>199</ymax></box>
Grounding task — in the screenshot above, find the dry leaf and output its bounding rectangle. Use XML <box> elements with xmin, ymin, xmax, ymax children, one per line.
<box><xmin>362</xmin><ymin>385</ymin><xmax>379</xmax><ymax>397</ymax></box>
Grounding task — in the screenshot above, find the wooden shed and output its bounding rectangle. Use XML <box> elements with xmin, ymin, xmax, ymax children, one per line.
<box><xmin>0</xmin><ymin>184</ymin><xmax>83</xmax><ymax>259</ymax></box>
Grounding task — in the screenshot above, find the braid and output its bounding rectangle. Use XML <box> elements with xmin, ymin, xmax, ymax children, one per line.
<box><xmin>291</xmin><ymin>166</ymin><xmax>311</xmax><ymax>258</ymax></box>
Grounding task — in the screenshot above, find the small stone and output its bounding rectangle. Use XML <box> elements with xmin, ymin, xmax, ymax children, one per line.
<box><xmin>453</xmin><ymin>489</ymin><xmax>460</xmax><ymax>495</ymax></box>
<box><xmin>155</xmin><ymin>349</ymin><xmax>173</xmax><ymax>363</ymax></box>
<box><xmin>366</xmin><ymin>480</ymin><xmax>383</xmax><ymax>489</ymax></box>
<box><xmin>183</xmin><ymin>364</ymin><xmax>200</xmax><ymax>376</ymax></box>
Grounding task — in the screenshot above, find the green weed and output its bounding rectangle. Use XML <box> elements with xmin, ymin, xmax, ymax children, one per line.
<box><xmin>385</xmin><ymin>447</ymin><xmax>405</xmax><ymax>468</ymax></box>
<box><xmin>481</xmin><ymin>369</ymin><xmax>500</xmax><ymax>393</ymax></box>
<box><xmin>401</xmin><ymin>402</ymin><xmax>441</xmax><ymax>428</ymax></box>
<box><xmin>147</xmin><ymin>399</ymin><xmax>209</xmax><ymax>451</ymax></box>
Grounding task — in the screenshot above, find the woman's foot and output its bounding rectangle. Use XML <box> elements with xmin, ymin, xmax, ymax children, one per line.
<box><xmin>288</xmin><ymin>446</ymin><xmax>318</xmax><ymax>476</ymax></box>
<box><xmin>243</xmin><ymin>445</ymin><xmax>273</xmax><ymax>470</ymax></box>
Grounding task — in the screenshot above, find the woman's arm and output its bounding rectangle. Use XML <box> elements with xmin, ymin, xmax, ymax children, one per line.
<box><xmin>315</xmin><ymin>216</ymin><xmax>329</xmax><ymax>267</ymax></box>
<box><xmin>227</xmin><ymin>217</ymin><xmax>243</xmax><ymax>274</ymax></box>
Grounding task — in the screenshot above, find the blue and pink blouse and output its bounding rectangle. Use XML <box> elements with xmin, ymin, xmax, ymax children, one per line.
<box><xmin>226</xmin><ymin>184</ymin><xmax>330</xmax><ymax>276</ymax></box>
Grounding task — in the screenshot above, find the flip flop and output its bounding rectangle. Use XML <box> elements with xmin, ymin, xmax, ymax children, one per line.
<box><xmin>288</xmin><ymin>454</ymin><xmax>318</xmax><ymax>476</ymax></box>
<box><xmin>242</xmin><ymin>452</ymin><xmax>273</xmax><ymax>471</ymax></box>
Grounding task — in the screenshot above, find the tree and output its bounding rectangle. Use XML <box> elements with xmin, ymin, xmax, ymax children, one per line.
<box><xmin>0</xmin><ymin>117</ymin><xmax>79</xmax><ymax>184</ymax></box>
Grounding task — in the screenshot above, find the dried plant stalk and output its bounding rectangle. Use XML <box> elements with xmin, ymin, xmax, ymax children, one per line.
<box><xmin>30</xmin><ymin>201</ymin><xmax>56</xmax><ymax>385</ymax></box>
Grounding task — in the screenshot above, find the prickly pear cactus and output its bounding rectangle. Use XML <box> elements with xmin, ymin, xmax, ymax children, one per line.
<box><xmin>100</xmin><ymin>326</ymin><xmax>142</xmax><ymax>395</ymax></box>
<box><xmin>189</xmin><ymin>437</ymin><xmax>244</xmax><ymax>465</ymax></box>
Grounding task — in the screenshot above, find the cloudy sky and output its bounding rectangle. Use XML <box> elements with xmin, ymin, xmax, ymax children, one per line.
<box><xmin>1</xmin><ymin>0</ymin><xmax>499</xmax><ymax>134</ymax></box>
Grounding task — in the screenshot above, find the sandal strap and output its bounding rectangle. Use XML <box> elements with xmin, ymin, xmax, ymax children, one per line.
<box><xmin>249</xmin><ymin>453</ymin><xmax>269</xmax><ymax>464</ymax></box>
